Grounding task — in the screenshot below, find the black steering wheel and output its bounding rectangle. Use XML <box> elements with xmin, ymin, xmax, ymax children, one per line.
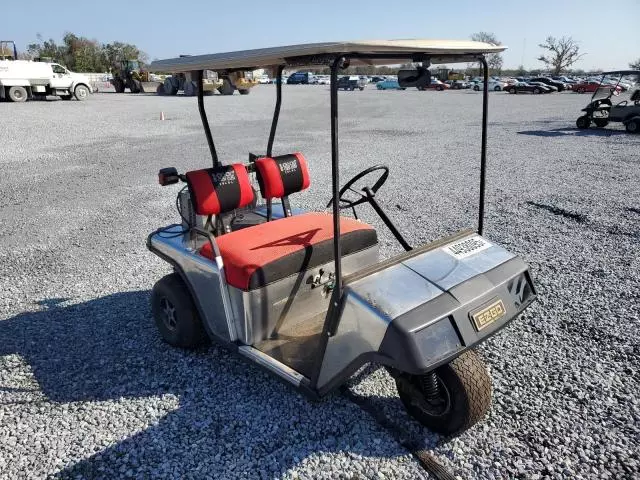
<box><xmin>326</xmin><ymin>165</ymin><xmax>389</xmax><ymax>210</ymax></box>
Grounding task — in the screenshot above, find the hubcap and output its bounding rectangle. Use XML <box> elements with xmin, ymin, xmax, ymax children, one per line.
<box><xmin>160</xmin><ymin>297</ymin><xmax>177</xmax><ymax>331</ymax></box>
<box><xmin>629</xmin><ymin>122</ymin><xmax>638</xmax><ymax>132</ymax></box>
<box><xmin>77</xmin><ymin>88</ymin><xmax>87</xmax><ymax>98</ymax></box>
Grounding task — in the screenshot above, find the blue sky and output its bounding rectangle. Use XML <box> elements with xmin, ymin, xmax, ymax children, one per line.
<box><xmin>4</xmin><ymin>0</ymin><xmax>639</xmax><ymax>70</ymax></box>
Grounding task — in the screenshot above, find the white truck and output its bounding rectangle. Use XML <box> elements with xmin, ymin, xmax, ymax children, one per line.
<box><xmin>0</xmin><ymin>60</ymin><xmax>92</xmax><ymax>102</ymax></box>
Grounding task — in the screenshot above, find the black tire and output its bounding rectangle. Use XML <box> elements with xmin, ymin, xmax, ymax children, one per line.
<box><xmin>473</xmin><ymin>85</ymin><xmax>480</xmax><ymax>91</ymax></box>
<box><xmin>577</xmin><ymin>87</ymin><xmax>586</xmax><ymax>94</ymax></box>
<box><xmin>74</xmin><ymin>84</ymin><xmax>90</xmax><ymax>101</ymax></box>
<box><xmin>156</xmin><ymin>83</ymin><xmax>166</xmax><ymax>96</ymax></box>
<box><xmin>508</xmin><ymin>87</ymin><xmax>516</xmax><ymax>94</ymax></box>
<box><xmin>533</xmin><ymin>88</ymin><xmax>541</xmax><ymax>94</ymax></box>
<box><xmin>8</xmin><ymin>86</ymin><xmax>28</xmax><ymax>102</ymax></box>
<box><xmin>576</xmin><ymin>115</ymin><xmax>591</xmax><ymax>129</ymax></box>
<box><xmin>238</xmin><ymin>89</ymin><xmax>250</xmax><ymax>95</ymax></box>
<box><xmin>150</xmin><ymin>273</ymin><xmax>209</xmax><ymax>349</ymax></box>
<box><xmin>594</xmin><ymin>119</ymin><xmax>609</xmax><ymax>128</ymax></box>
<box><xmin>218</xmin><ymin>78</ymin><xmax>235</xmax><ymax>95</ymax></box>
<box><xmin>626</xmin><ymin>118</ymin><xmax>640</xmax><ymax>134</ymax></box>
<box><xmin>60</xmin><ymin>94</ymin><xmax>73</xmax><ymax>101</ymax></box>
<box><xmin>113</xmin><ymin>78</ymin><xmax>125</xmax><ymax>93</ymax></box>
<box><xmin>359</xmin><ymin>87</ymin><xmax>364</xmax><ymax>91</ymax></box>
<box><xmin>494</xmin><ymin>85</ymin><xmax>501</xmax><ymax>91</ymax></box>
<box><xmin>134</xmin><ymin>79</ymin><xmax>145</xmax><ymax>94</ymax></box>
<box><xmin>396</xmin><ymin>349</ymin><xmax>492</xmax><ymax>436</ymax></box>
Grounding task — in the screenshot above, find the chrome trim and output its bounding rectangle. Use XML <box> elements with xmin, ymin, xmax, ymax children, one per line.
<box><xmin>149</xmin><ymin>226</ymin><xmax>238</xmax><ymax>342</ymax></box>
<box><xmin>238</xmin><ymin>345</ymin><xmax>304</xmax><ymax>386</ymax></box>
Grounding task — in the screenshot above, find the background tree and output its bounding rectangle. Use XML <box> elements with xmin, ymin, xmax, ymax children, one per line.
<box><xmin>537</xmin><ymin>36</ymin><xmax>584</xmax><ymax>75</ymax></box>
<box><xmin>470</xmin><ymin>32</ymin><xmax>503</xmax><ymax>74</ymax></box>
<box><xmin>630</xmin><ymin>58</ymin><xmax>640</xmax><ymax>69</ymax></box>
<box><xmin>22</xmin><ymin>32</ymin><xmax>148</xmax><ymax>73</ymax></box>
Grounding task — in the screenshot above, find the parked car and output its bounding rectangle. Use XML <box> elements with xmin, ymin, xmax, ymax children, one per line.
<box><xmin>573</xmin><ymin>80</ymin><xmax>622</xmax><ymax>94</ymax></box>
<box><xmin>528</xmin><ymin>81</ymin><xmax>557</xmax><ymax>93</ymax></box>
<box><xmin>504</xmin><ymin>82</ymin><xmax>549</xmax><ymax>94</ymax></box>
<box><xmin>370</xmin><ymin>76</ymin><xmax>386</xmax><ymax>83</ymax></box>
<box><xmin>337</xmin><ymin>75</ymin><xmax>366</xmax><ymax>91</ymax></box>
<box><xmin>419</xmin><ymin>78</ymin><xmax>450</xmax><ymax>91</ymax></box>
<box><xmin>258</xmin><ymin>74</ymin><xmax>271</xmax><ymax>84</ymax></box>
<box><xmin>286</xmin><ymin>72</ymin><xmax>318</xmax><ymax>84</ymax></box>
<box><xmin>472</xmin><ymin>79</ymin><xmax>506</xmax><ymax>91</ymax></box>
<box><xmin>376</xmin><ymin>78</ymin><xmax>405</xmax><ymax>90</ymax></box>
<box><xmin>450</xmin><ymin>80</ymin><xmax>471</xmax><ymax>89</ymax></box>
<box><xmin>316</xmin><ymin>75</ymin><xmax>330</xmax><ymax>85</ymax></box>
<box><xmin>529</xmin><ymin>77</ymin><xmax>566</xmax><ymax>92</ymax></box>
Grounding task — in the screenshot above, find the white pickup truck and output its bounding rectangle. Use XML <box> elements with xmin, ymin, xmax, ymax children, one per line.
<box><xmin>0</xmin><ymin>60</ymin><xmax>92</xmax><ymax>102</ymax></box>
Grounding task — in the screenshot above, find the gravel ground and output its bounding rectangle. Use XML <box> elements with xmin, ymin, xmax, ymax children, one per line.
<box><xmin>0</xmin><ymin>86</ymin><xmax>638</xmax><ymax>480</ymax></box>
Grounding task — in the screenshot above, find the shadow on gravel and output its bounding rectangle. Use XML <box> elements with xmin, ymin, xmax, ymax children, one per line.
<box><xmin>517</xmin><ymin>127</ymin><xmax>627</xmax><ymax>137</ymax></box>
<box><xmin>0</xmin><ymin>291</ymin><xmax>429</xmax><ymax>478</ymax></box>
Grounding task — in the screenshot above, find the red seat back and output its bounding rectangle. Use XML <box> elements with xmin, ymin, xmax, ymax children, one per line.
<box><xmin>185</xmin><ymin>164</ymin><xmax>254</xmax><ymax>216</ymax></box>
<box><xmin>255</xmin><ymin>152</ymin><xmax>310</xmax><ymax>200</ymax></box>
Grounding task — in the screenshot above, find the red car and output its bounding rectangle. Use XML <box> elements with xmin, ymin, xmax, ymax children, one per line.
<box><xmin>418</xmin><ymin>79</ymin><xmax>450</xmax><ymax>91</ymax></box>
<box><xmin>574</xmin><ymin>81</ymin><xmax>622</xmax><ymax>94</ymax></box>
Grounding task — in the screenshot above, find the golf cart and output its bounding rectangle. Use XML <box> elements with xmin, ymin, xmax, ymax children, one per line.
<box><xmin>147</xmin><ymin>40</ymin><xmax>537</xmax><ymax>436</ymax></box>
<box><xmin>576</xmin><ymin>70</ymin><xmax>640</xmax><ymax>133</ymax></box>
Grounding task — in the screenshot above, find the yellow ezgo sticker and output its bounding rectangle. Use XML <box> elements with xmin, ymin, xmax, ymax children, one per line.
<box><xmin>471</xmin><ymin>299</ymin><xmax>506</xmax><ymax>331</ymax></box>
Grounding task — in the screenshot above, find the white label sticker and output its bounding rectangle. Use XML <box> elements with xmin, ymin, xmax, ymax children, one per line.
<box><xmin>443</xmin><ymin>236</ymin><xmax>492</xmax><ymax>260</ymax></box>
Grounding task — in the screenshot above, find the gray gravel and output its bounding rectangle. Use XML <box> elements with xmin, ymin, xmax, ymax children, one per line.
<box><xmin>0</xmin><ymin>86</ymin><xmax>638</xmax><ymax>479</ymax></box>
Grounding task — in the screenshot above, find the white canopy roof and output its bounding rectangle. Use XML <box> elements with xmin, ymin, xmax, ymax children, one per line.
<box><xmin>150</xmin><ymin>39</ymin><xmax>506</xmax><ymax>73</ymax></box>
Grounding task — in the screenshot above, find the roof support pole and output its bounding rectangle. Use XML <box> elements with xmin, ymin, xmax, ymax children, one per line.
<box><xmin>309</xmin><ymin>56</ymin><xmax>345</xmax><ymax>390</ymax></box>
<box><xmin>266</xmin><ymin>65</ymin><xmax>285</xmax><ymax>157</ymax></box>
<box><xmin>478</xmin><ymin>57</ymin><xmax>489</xmax><ymax>235</ymax></box>
<box><xmin>196</xmin><ymin>70</ymin><xmax>219</xmax><ymax>167</ymax></box>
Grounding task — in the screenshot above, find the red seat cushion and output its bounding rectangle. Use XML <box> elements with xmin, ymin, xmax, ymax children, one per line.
<box><xmin>255</xmin><ymin>153</ymin><xmax>310</xmax><ymax>199</ymax></box>
<box><xmin>200</xmin><ymin>212</ymin><xmax>377</xmax><ymax>290</ymax></box>
<box><xmin>185</xmin><ymin>164</ymin><xmax>254</xmax><ymax>215</ymax></box>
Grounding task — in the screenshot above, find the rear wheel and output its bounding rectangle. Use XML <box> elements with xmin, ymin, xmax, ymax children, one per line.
<box><xmin>8</xmin><ymin>86</ymin><xmax>28</xmax><ymax>102</ymax></box>
<box><xmin>218</xmin><ymin>78</ymin><xmax>235</xmax><ymax>95</ymax></box>
<box><xmin>74</xmin><ymin>85</ymin><xmax>90</xmax><ymax>101</ymax></box>
<box><xmin>151</xmin><ymin>273</ymin><xmax>209</xmax><ymax>348</ymax></box>
<box><xmin>577</xmin><ymin>87</ymin><xmax>586</xmax><ymax>94</ymax></box>
<box><xmin>473</xmin><ymin>85</ymin><xmax>480</xmax><ymax>91</ymax></box>
<box><xmin>494</xmin><ymin>85</ymin><xmax>501</xmax><ymax>91</ymax></box>
<box><xmin>60</xmin><ymin>94</ymin><xmax>73</xmax><ymax>100</ymax></box>
<box><xmin>508</xmin><ymin>87</ymin><xmax>516</xmax><ymax>94</ymax></box>
<box><xmin>626</xmin><ymin>118</ymin><xmax>640</xmax><ymax>133</ymax></box>
<box><xmin>396</xmin><ymin>349</ymin><xmax>492</xmax><ymax>436</ymax></box>
<box><xmin>576</xmin><ymin>115</ymin><xmax>591</xmax><ymax>129</ymax></box>
<box><xmin>533</xmin><ymin>88</ymin><xmax>541</xmax><ymax>94</ymax></box>
<box><xmin>238</xmin><ymin>89</ymin><xmax>250</xmax><ymax>95</ymax></box>
<box><xmin>594</xmin><ymin>119</ymin><xmax>609</xmax><ymax>128</ymax></box>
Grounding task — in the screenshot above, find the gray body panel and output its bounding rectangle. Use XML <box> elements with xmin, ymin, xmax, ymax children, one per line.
<box><xmin>316</xmin><ymin>233</ymin><xmax>534</xmax><ymax>391</ymax></box>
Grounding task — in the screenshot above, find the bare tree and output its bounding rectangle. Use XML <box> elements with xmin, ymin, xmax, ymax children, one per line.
<box><xmin>470</xmin><ymin>32</ymin><xmax>503</xmax><ymax>74</ymax></box>
<box><xmin>630</xmin><ymin>58</ymin><xmax>640</xmax><ymax>69</ymax></box>
<box><xmin>537</xmin><ymin>36</ymin><xmax>584</xmax><ymax>75</ymax></box>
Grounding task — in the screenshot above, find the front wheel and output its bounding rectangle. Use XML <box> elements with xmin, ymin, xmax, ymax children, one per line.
<box><xmin>396</xmin><ymin>349</ymin><xmax>492</xmax><ymax>436</ymax></box>
<box><xmin>74</xmin><ymin>85</ymin><xmax>90</xmax><ymax>101</ymax></box>
<box><xmin>494</xmin><ymin>85</ymin><xmax>501</xmax><ymax>91</ymax></box>
<box><xmin>151</xmin><ymin>273</ymin><xmax>209</xmax><ymax>349</ymax></box>
<box><xmin>626</xmin><ymin>118</ymin><xmax>640</xmax><ymax>133</ymax></box>
<box><xmin>577</xmin><ymin>87</ymin><xmax>586</xmax><ymax>94</ymax></box>
<box><xmin>533</xmin><ymin>88</ymin><xmax>541</xmax><ymax>94</ymax></box>
<box><xmin>473</xmin><ymin>85</ymin><xmax>480</xmax><ymax>91</ymax></box>
<box><xmin>576</xmin><ymin>115</ymin><xmax>591</xmax><ymax>129</ymax></box>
